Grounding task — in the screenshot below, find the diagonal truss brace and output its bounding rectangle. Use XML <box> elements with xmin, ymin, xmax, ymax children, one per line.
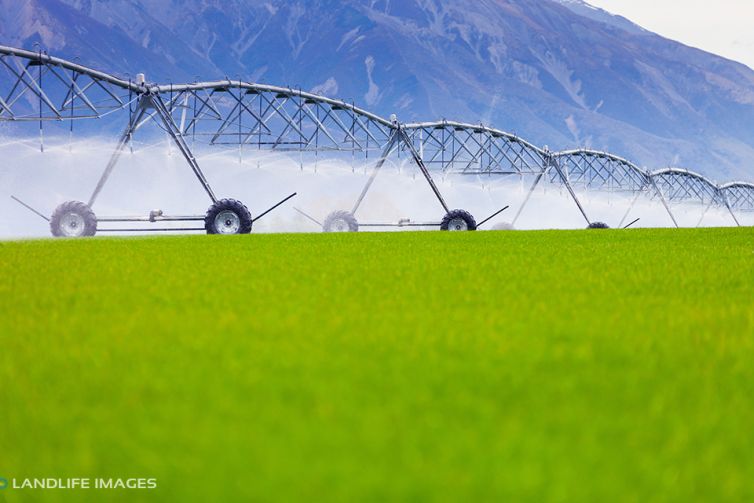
<box><xmin>88</xmin><ymin>93</ymin><xmax>217</xmax><ymax>207</ymax></box>
<box><xmin>548</xmin><ymin>154</ymin><xmax>591</xmax><ymax>225</ymax></box>
<box><xmin>648</xmin><ymin>177</ymin><xmax>679</xmax><ymax>228</ymax></box>
<box><xmin>615</xmin><ymin>177</ymin><xmax>679</xmax><ymax>228</ymax></box>
<box><xmin>512</xmin><ymin>152</ymin><xmax>591</xmax><ymax>226</ymax></box>
<box><xmin>351</xmin><ymin>125</ymin><xmax>450</xmax><ymax>216</ymax></box>
<box><xmin>351</xmin><ymin>130</ymin><xmax>400</xmax><ymax>215</ymax></box>
<box><xmin>722</xmin><ymin>193</ymin><xmax>741</xmax><ymax>227</ymax></box>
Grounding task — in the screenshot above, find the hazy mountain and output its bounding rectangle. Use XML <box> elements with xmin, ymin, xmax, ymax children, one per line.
<box><xmin>555</xmin><ymin>0</ymin><xmax>646</xmax><ymax>35</ymax></box>
<box><xmin>2</xmin><ymin>0</ymin><xmax>754</xmax><ymax>180</ymax></box>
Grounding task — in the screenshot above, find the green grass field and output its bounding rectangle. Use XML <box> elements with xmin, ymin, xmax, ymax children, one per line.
<box><xmin>1</xmin><ymin>228</ymin><xmax>753</xmax><ymax>502</ymax></box>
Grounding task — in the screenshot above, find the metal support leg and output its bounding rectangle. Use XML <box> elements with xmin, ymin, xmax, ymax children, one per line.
<box><xmin>351</xmin><ymin>131</ymin><xmax>399</xmax><ymax>215</ymax></box>
<box><xmin>89</xmin><ymin>93</ymin><xmax>217</xmax><ymax>207</ymax></box>
<box><xmin>511</xmin><ymin>171</ymin><xmax>546</xmax><ymax>226</ymax></box>
<box><xmin>88</xmin><ymin>97</ymin><xmax>149</xmax><ymax>207</ymax></box>
<box><xmin>149</xmin><ymin>94</ymin><xmax>217</xmax><ymax>203</ymax></box>
<box><xmin>649</xmin><ymin>178</ymin><xmax>679</xmax><ymax>228</ymax></box>
<box><xmin>548</xmin><ymin>154</ymin><xmax>591</xmax><ymax>225</ymax></box>
<box><xmin>398</xmin><ymin>128</ymin><xmax>449</xmax><ymax>213</ymax></box>
<box><xmin>695</xmin><ymin>199</ymin><xmax>716</xmax><ymax>228</ymax></box>
<box><xmin>618</xmin><ymin>189</ymin><xmax>644</xmax><ymax>228</ymax></box>
<box><xmin>723</xmin><ymin>197</ymin><xmax>741</xmax><ymax>227</ymax></box>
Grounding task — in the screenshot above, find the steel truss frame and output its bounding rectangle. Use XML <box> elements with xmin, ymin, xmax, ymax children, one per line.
<box><xmin>551</xmin><ymin>150</ymin><xmax>679</xmax><ymax>227</ymax></box>
<box><xmin>0</xmin><ymin>45</ymin><xmax>300</xmax><ymax>233</ymax></box>
<box><xmin>1</xmin><ymin>44</ymin><xmax>753</xmax><ymax>232</ymax></box>
<box><xmin>720</xmin><ymin>182</ymin><xmax>754</xmax><ymax>213</ymax></box>
<box><xmin>395</xmin><ymin>122</ymin><xmax>590</xmax><ymax>226</ymax></box>
<box><xmin>650</xmin><ymin>168</ymin><xmax>739</xmax><ymax>226</ymax></box>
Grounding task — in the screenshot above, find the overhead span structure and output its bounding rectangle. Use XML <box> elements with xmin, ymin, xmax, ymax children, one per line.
<box><xmin>649</xmin><ymin>168</ymin><xmax>737</xmax><ymax>226</ymax></box>
<box><xmin>383</xmin><ymin>121</ymin><xmax>590</xmax><ymax>226</ymax></box>
<box><xmin>650</xmin><ymin>168</ymin><xmax>722</xmax><ymax>205</ymax></box>
<box><xmin>720</xmin><ymin>182</ymin><xmax>754</xmax><ymax>213</ymax></box>
<box><xmin>553</xmin><ymin>150</ymin><xmax>649</xmax><ymax>193</ymax></box>
<box><xmin>550</xmin><ymin>149</ymin><xmax>677</xmax><ymax>227</ymax></box>
<box><xmin>0</xmin><ymin>46</ymin><xmax>138</xmax><ymax>122</ymax></box>
<box><xmin>1</xmin><ymin>44</ymin><xmax>752</xmax><ymax>234</ymax></box>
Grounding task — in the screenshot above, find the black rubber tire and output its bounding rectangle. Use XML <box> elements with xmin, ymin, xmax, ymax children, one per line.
<box><xmin>50</xmin><ymin>201</ymin><xmax>97</xmax><ymax>237</ymax></box>
<box><xmin>205</xmin><ymin>198</ymin><xmax>253</xmax><ymax>235</ymax></box>
<box><xmin>323</xmin><ymin>210</ymin><xmax>359</xmax><ymax>233</ymax></box>
<box><xmin>440</xmin><ymin>209</ymin><xmax>477</xmax><ymax>231</ymax></box>
<box><xmin>587</xmin><ymin>222</ymin><xmax>610</xmax><ymax>229</ymax></box>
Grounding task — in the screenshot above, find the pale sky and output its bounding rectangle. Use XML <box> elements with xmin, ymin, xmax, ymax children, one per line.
<box><xmin>586</xmin><ymin>0</ymin><xmax>754</xmax><ymax>69</ymax></box>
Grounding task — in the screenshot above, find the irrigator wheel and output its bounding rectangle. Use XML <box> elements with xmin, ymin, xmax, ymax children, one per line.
<box><xmin>440</xmin><ymin>209</ymin><xmax>477</xmax><ymax>231</ymax></box>
<box><xmin>50</xmin><ymin>201</ymin><xmax>98</xmax><ymax>237</ymax></box>
<box><xmin>205</xmin><ymin>198</ymin><xmax>253</xmax><ymax>235</ymax></box>
<box><xmin>587</xmin><ymin>222</ymin><xmax>610</xmax><ymax>229</ymax></box>
<box><xmin>323</xmin><ymin>210</ymin><xmax>359</xmax><ymax>233</ymax></box>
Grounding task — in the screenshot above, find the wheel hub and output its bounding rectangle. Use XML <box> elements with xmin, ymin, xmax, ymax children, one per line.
<box><xmin>60</xmin><ymin>213</ymin><xmax>86</xmax><ymax>237</ymax></box>
<box><xmin>447</xmin><ymin>217</ymin><xmax>468</xmax><ymax>231</ymax></box>
<box><xmin>331</xmin><ymin>219</ymin><xmax>349</xmax><ymax>232</ymax></box>
<box><xmin>214</xmin><ymin>210</ymin><xmax>241</xmax><ymax>234</ymax></box>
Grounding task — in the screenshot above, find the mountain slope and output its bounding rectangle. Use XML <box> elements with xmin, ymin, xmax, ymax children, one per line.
<box><xmin>555</xmin><ymin>0</ymin><xmax>646</xmax><ymax>35</ymax></box>
<box><xmin>1</xmin><ymin>0</ymin><xmax>753</xmax><ymax>180</ymax></box>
